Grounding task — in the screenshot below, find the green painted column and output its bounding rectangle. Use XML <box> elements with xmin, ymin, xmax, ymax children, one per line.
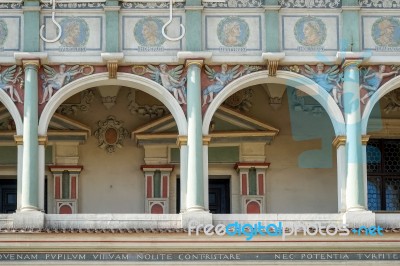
<box><xmin>185</xmin><ymin>60</ymin><xmax>205</xmax><ymax>212</ymax></box>
<box><xmin>341</xmin><ymin>1</ymin><xmax>360</xmax><ymax>51</ymax></box>
<box><xmin>185</xmin><ymin>0</ymin><xmax>202</xmax><ymax>51</ymax></box>
<box><xmin>264</xmin><ymin>0</ymin><xmax>280</xmax><ymax>52</ymax></box>
<box><xmin>343</xmin><ymin>59</ymin><xmax>365</xmax><ymax>212</ymax></box>
<box><xmin>105</xmin><ymin>0</ymin><xmax>120</xmax><ymax>53</ymax></box>
<box><xmin>21</xmin><ymin>60</ymin><xmax>40</xmax><ymax>212</ymax></box>
<box><xmin>23</xmin><ymin>0</ymin><xmax>40</xmax><ymax>52</ymax></box>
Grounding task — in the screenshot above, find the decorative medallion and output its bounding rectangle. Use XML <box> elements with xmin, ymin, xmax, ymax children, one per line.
<box><xmin>59</xmin><ymin>17</ymin><xmax>90</xmax><ymax>48</ymax></box>
<box><xmin>0</xmin><ymin>19</ymin><xmax>8</xmax><ymax>46</ymax></box>
<box><xmin>134</xmin><ymin>17</ymin><xmax>166</xmax><ymax>47</ymax></box>
<box><xmin>294</xmin><ymin>16</ymin><xmax>327</xmax><ymax>47</ymax></box>
<box><xmin>217</xmin><ymin>17</ymin><xmax>249</xmax><ymax>47</ymax></box>
<box><xmin>372</xmin><ymin>17</ymin><xmax>400</xmax><ymax>47</ymax></box>
<box><xmin>94</xmin><ymin>116</ymin><xmax>129</xmax><ymax>153</ymax></box>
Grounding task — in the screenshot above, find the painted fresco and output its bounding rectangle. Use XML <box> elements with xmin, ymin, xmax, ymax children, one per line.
<box><xmin>282</xmin><ymin>15</ymin><xmax>339</xmax><ymax>52</ymax></box>
<box><xmin>122</xmin><ymin>15</ymin><xmax>183</xmax><ymax>53</ymax></box>
<box><xmin>0</xmin><ymin>16</ymin><xmax>21</xmax><ymax>52</ymax></box>
<box><xmin>41</xmin><ymin>15</ymin><xmax>103</xmax><ymax>53</ymax></box>
<box><xmin>205</xmin><ymin>15</ymin><xmax>262</xmax><ymax>53</ymax></box>
<box><xmin>362</xmin><ymin>16</ymin><xmax>400</xmax><ymax>51</ymax></box>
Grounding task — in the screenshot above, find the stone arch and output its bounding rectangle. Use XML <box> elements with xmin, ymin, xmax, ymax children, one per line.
<box><xmin>39</xmin><ymin>72</ymin><xmax>187</xmax><ymax>135</ymax></box>
<box><xmin>0</xmin><ymin>89</ymin><xmax>23</xmax><ymax>135</ymax></box>
<box><xmin>361</xmin><ymin>75</ymin><xmax>400</xmax><ymax>134</ymax></box>
<box><xmin>202</xmin><ymin>70</ymin><xmax>345</xmax><ymax>136</ymax></box>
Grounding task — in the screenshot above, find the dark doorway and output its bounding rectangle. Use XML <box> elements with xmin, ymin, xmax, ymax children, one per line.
<box><xmin>0</xmin><ymin>179</ymin><xmax>17</xmax><ymax>213</ymax></box>
<box><xmin>176</xmin><ymin>177</ymin><xmax>230</xmax><ymax>214</ymax></box>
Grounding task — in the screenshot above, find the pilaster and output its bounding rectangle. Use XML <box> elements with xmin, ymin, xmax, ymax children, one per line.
<box><xmin>177</xmin><ymin>136</ymin><xmax>188</xmax><ymax>213</ymax></box>
<box><xmin>264</xmin><ymin>1</ymin><xmax>280</xmax><ymax>52</ymax></box>
<box><xmin>341</xmin><ymin>2</ymin><xmax>360</xmax><ymax>52</ymax></box>
<box><xmin>23</xmin><ymin>0</ymin><xmax>40</xmax><ymax>52</ymax></box>
<box><xmin>104</xmin><ymin>1</ymin><xmax>120</xmax><ymax>53</ymax></box>
<box><xmin>333</xmin><ymin>135</ymin><xmax>347</xmax><ymax>213</ymax></box>
<box><xmin>185</xmin><ymin>1</ymin><xmax>202</xmax><ymax>51</ymax></box>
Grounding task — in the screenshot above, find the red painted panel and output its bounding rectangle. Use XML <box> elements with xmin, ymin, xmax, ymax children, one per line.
<box><xmin>247</xmin><ymin>201</ymin><xmax>261</xmax><ymax>214</ymax></box>
<box><xmin>55</xmin><ymin>176</ymin><xmax>60</xmax><ymax>199</ymax></box>
<box><xmin>59</xmin><ymin>205</ymin><xmax>73</xmax><ymax>214</ymax></box>
<box><xmin>151</xmin><ymin>203</ymin><xmax>163</xmax><ymax>214</ymax></box>
<box><xmin>258</xmin><ymin>174</ymin><xmax>264</xmax><ymax>195</ymax></box>
<box><xmin>241</xmin><ymin>174</ymin><xmax>247</xmax><ymax>195</ymax></box>
<box><xmin>146</xmin><ymin>176</ymin><xmax>152</xmax><ymax>198</ymax></box>
<box><xmin>71</xmin><ymin>176</ymin><xmax>77</xmax><ymax>199</ymax></box>
<box><xmin>162</xmin><ymin>175</ymin><xmax>168</xmax><ymax>198</ymax></box>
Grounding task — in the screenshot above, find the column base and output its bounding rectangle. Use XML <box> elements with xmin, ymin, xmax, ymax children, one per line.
<box><xmin>12</xmin><ymin>211</ymin><xmax>45</xmax><ymax>229</ymax></box>
<box><xmin>182</xmin><ymin>210</ymin><xmax>212</xmax><ymax>228</ymax></box>
<box><xmin>19</xmin><ymin>205</ymin><xmax>40</xmax><ymax>212</ymax></box>
<box><xmin>343</xmin><ymin>210</ymin><xmax>375</xmax><ymax>228</ymax></box>
<box><xmin>185</xmin><ymin>205</ymin><xmax>206</xmax><ymax>212</ymax></box>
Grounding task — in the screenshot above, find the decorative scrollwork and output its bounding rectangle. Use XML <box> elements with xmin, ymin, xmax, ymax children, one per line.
<box><xmin>279</xmin><ymin>0</ymin><xmax>341</xmax><ymax>8</ymax></box>
<box><xmin>94</xmin><ymin>116</ymin><xmax>129</xmax><ymax>153</ymax></box>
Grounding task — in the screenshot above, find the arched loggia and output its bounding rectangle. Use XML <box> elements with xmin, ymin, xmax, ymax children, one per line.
<box><xmin>201</xmin><ymin>70</ymin><xmax>346</xmax><ymax>212</ymax></box>
<box><xmin>361</xmin><ymin>75</ymin><xmax>400</xmax><ymax>134</ymax></box>
<box><xmin>39</xmin><ymin>72</ymin><xmax>187</xmax><ymax>135</ymax></box>
<box><xmin>37</xmin><ymin>72</ymin><xmax>187</xmax><ymax>212</ymax></box>
<box><xmin>203</xmin><ymin>70</ymin><xmax>345</xmax><ymax>135</ymax></box>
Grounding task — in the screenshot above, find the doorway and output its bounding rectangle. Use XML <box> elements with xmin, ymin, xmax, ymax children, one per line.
<box><xmin>176</xmin><ymin>177</ymin><xmax>231</xmax><ymax>214</ymax></box>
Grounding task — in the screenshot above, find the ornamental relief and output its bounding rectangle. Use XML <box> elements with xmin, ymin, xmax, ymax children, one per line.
<box><xmin>360</xmin><ymin>0</ymin><xmax>400</xmax><ymax>8</ymax></box>
<box><xmin>279</xmin><ymin>0</ymin><xmax>341</xmax><ymax>8</ymax></box>
<box><xmin>203</xmin><ymin>0</ymin><xmax>262</xmax><ymax>8</ymax></box>
<box><xmin>94</xmin><ymin>116</ymin><xmax>129</xmax><ymax>154</ymax></box>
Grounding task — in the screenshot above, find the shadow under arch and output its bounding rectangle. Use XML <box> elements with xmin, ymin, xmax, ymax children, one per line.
<box><xmin>202</xmin><ymin>70</ymin><xmax>345</xmax><ymax>136</ymax></box>
<box><xmin>361</xmin><ymin>75</ymin><xmax>400</xmax><ymax>134</ymax></box>
<box><xmin>0</xmin><ymin>89</ymin><xmax>23</xmax><ymax>135</ymax></box>
<box><xmin>38</xmin><ymin>72</ymin><xmax>187</xmax><ymax>135</ymax></box>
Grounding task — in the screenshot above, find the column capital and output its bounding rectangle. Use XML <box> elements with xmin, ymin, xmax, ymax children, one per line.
<box><xmin>14</xmin><ymin>135</ymin><xmax>23</xmax><ymax>145</ymax></box>
<box><xmin>332</xmin><ymin>135</ymin><xmax>346</xmax><ymax>149</ymax></box>
<box><xmin>203</xmin><ymin>136</ymin><xmax>211</xmax><ymax>145</ymax></box>
<box><xmin>185</xmin><ymin>59</ymin><xmax>204</xmax><ymax>69</ymax></box>
<box><xmin>176</xmin><ymin>135</ymin><xmax>188</xmax><ymax>147</ymax></box>
<box><xmin>342</xmin><ymin>59</ymin><xmax>363</xmax><ymax>70</ymax></box>
<box><xmin>22</xmin><ymin>60</ymin><xmax>40</xmax><ymax>70</ymax></box>
<box><xmin>38</xmin><ymin>135</ymin><xmax>48</xmax><ymax>146</ymax></box>
<box><xmin>362</xmin><ymin>135</ymin><xmax>370</xmax><ymax>145</ymax></box>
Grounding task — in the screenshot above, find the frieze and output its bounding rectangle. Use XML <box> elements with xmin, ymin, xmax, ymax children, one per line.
<box><xmin>0</xmin><ymin>3</ymin><xmax>21</xmax><ymax>9</ymax></box>
<box><xmin>41</xmin><ymin>3</ymin><xmax>104</xmax><ymax>9</ymax></box>
<box><xmin>121</xmin><ymin>2</ymin><xmax>184</xmax><ymax>9</ymax></box>
<box><xmin>203</xmin><ymin>0</ymin><xmax>262</xmax><ymax>8</ymax></box>
<box><xmin>202</xmin><ymin>64</ymin><xmax>262</xmax><ymax>106</ymax></box>
<box><xmin>279</xmin><ymin>0</ymin><xmax>341</xmax><ymax>8</ymax></box>
<box><xmin>360</xmin><ymin>0</ymin><xmax>400</xmax><ymax>8</ymax></box>
<box><xmin>39</xmin><ymin>65</ymin><xmax>94</xmax><ymax>105</ymax></box>
<box><xmin>0</xmin><ymin>65</ymin><xmax>23</xmax><ymax>104</ymax></box>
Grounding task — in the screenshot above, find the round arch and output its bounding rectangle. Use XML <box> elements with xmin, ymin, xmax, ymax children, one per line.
<box><xmin>39</xmin><ymin>72</ymin><xmax>187</xmax><ymax>135</ymax></box>
<box><xmin>0</xmin><ymin>89</ymin><xmax>23</xmax><ymax>135</ymax></box>
<box><xmin>203</xmin><ymin>70</ymin><xmax>345</xmax><ymax>136</ymax></box>
<box><xmin>361</xmin><ymin>75</ymin><xmax>400</xmax><ymax>134</ymax></box>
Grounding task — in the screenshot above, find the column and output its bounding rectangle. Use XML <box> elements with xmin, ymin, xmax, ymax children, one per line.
<box><xmin>362</xmin><ymin>135</ymin><xmax>370</xmax><ymax>210</ymax></box>
<box><xmin>185</xmin><ymin>59</ymin><xmax>205</xmax><ymax>212</ymax></box>
<box><xmin>177</xmin><ymin>136</ymin><xmax>188</xmax><ymax>212</ymax></box>
<box><xmin>21</xmin><ymin>60</ymin><xmax>40</xmax><ymax>212</ymax></box>
<box><xmin>38</xmin><ymin>136</ymin><xmax>47</xmax><ymax>211</ymax></box>
<box><xmin>14</xmin><ymin>136</ymin><xmax>23</xmax><ymax>211</ymax></box>
<box><xmin>203</xmin><ymin>136</ymin><xmax>211</xmax><ymax>211</ymax></box>
<box><xmin>343</xmin><ymin>59</ymin><xmax>365</xmax><ymax>211</ymax></box>
<box><xmin>333</xmin><ymin>136</ymin><xmax>347</xmax><ymax>212</ymax></box>
<box><xmin>264</xmin><ymin>0</ymin><xmax>280</xmax><ymax>52</ymax></box>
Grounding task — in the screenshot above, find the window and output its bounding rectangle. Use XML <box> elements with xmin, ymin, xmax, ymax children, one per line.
<box><xmin>367</xmin><ymin>139</ymin><xmax>400</xmax><ymax>211</ymax></box>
